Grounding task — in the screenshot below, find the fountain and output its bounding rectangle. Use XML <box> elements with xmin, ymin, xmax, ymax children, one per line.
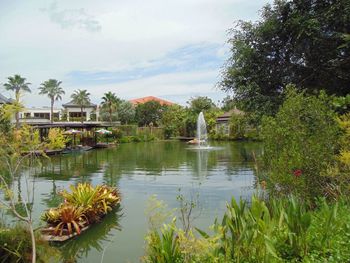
<box><xmin>197</xmin><ymin>112</ymin><xmax>208</xmax><ymax>148</ymax></box>
<box><xmin>187</xmin><ymin>112</ymin><xmax>222</xmax><ymax>151</ymax></box>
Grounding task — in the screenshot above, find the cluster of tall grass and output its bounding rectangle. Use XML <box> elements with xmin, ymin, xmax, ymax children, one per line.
<box><xmin>144</xmin><ymin>196</ymin><xmax>350</xmax><ymax>263</ymax></box>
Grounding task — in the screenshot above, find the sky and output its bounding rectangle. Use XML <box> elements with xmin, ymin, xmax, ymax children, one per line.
<box><xmin>0</xmin><ymin>0</ymin><xmax>270</xmax><ymax>107</ymax></box>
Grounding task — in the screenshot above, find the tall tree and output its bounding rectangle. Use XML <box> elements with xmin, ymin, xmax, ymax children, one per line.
<box><xmin>101</xmin><ymin>92</ymin><xmax>120</xmax><ymax>123</ymax></box>
<box><xmin>188</xmin><ymin>96</ymin><xmax>216</xmax><ymax>114</ymax></box>
<box><xmin>135</xmin><ymin>101</ymin><xmax>165</xmax><ymax>126</ymax></box>
<box><xmin>220</xmin><ymin>0</ymin><xmax>350</xmax><ymax>118</ymax></box>
<box><xmin>221</xmin><ymin>96</ymin><xmax>236</xmax><ymax>112</ymax></box>
<box><xmin>118</xmin><ymin>101</ymin><xmax>135</xmax><ymax>124</ymax></box>
<box><xmin>3</xmin><ymin>74</ymin><xmax>31</xmax><ymax>128</ymax></box>
<box><xmin>71</xmin><ymin>89</ymin><xmax>91</xmax><ymax>123</ymax></box>
<box><xmin>39</xmin><ymin>79</ymin><xmax>65</xmax><ymax>123</ymax></box>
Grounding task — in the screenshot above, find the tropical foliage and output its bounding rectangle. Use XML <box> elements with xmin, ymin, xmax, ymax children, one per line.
<box><xmin>71</xmin><ymin>89</ymin><xmax>91</xmax><ymax>123</ymax></box>
<box><xmin>3</xmin><ymin>74</ymin><xmax>31</xmax><ymax>127</ymax></box>
<box><xmin>100</xmin><ymin>92</ymin><xmax>121</xmax><ymax>123</ymax></box>
<box><xmin>144</xmin><ymin>196</ymin><xmax>350</xmax><ymax>263</ymax></box>
<box><xmin>45</xmin><ymin>128</ymin><xmax>68</xmax><ymax>150</ymax></box>
<box><xmin>41</xmin><ymin>183</ymin><xmax>121</xmax><ymax>236</ymax></box>
<box><xmin>39</xmin><ymin>79</ymin><xmax>65</xmax><ymax>123</ymax></box>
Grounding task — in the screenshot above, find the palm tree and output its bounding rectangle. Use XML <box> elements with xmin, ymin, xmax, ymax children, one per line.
<box><xmin>3</xmin><ymin>74</ymin><xmax>31</xmax><ymax>128</ymax></box>
<box><xmin>39</xmin><ymin>79</ymin><xmax>65</xmax><ymax>123</ymax></box>
<box><xmin>101</xmin><ymin>92</ymin><xmax>119</xmax><ymax>123</ymax></box>
<box><xmin>71</xmin><ymin>89</ymin><xmax>91</xmax><ymax>123</ymax></box>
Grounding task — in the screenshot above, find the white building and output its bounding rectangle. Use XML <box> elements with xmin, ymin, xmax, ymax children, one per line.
<box><xmin>62</xmin><ymin>100</ymin><xmax>98</xmax><ymax>122</ymax></box>
<box><xmin>19</xmin><ymin>107</ymin><xmax>61</xmax><ymax>121</ymax></box>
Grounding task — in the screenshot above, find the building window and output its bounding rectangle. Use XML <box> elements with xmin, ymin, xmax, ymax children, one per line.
<box><xmin>34</xmin><ymin>113</ymin><xmax>50</xmax><ymax>119</ymax></box>
<box><xmin>69</xmin><ymin>112</ymin><xmax>86</xmax><ymax>118</ymax></box>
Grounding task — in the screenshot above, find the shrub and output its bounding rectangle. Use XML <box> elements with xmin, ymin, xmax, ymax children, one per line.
<box><xmin>229</xmin><ymin>114</ymin><xmax>249</xmax><ymax>139</ymax></box>
<box><xmin>46</xmin><ymin>128</ymin><xmax>68</xmax><ymax>150</ymax></box>
<box><xmin>261</xmin><ymin>88</ymin><xmax>340</xmax><ymax>199</ymax></box>
<box><xmin>0</xmin><ymin>224</ymin><xmax>61</xmax><ymax>262</ymax></box>
<box><xmin>320</xmin><ymin>113</ymin><xmax>350</xmax><ymax>198</ymax></box>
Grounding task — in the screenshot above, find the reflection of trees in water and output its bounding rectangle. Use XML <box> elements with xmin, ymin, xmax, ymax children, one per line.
<box><xmin>41</xmin><ymin>180</ymin><xmax>63</xmax><ymax>208</ymax></box>
<box><xmin>33</xmin><ymin>141</ymin><xmax>262</xmax><ymax>185</ymax></box>
<box><xmin>57</xmin><ymin>207</ymin><xmax>122</xmax><ymax>262</ymax></box>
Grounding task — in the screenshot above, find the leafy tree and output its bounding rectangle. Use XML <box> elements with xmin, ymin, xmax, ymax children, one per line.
<box><xmin>3</xmin><ymin>74</ymin><xmax>31</xmax><ymax>127</ymax></box>
<box><xmin>221</xmin><ymin>96</ymin><xmax>236</xmax><ymax>112</ymax></box>
<box><xmin>188</xmin><ymin>96</ymin><xmax>216</xmax><ymax>114</ymax></box>
<box><xmin>39</xmin><ymin>79</ymin><xmax>65</xmax><ymax>123</ymax></box>
<box><xmin>220</xmin><ymin>0</ymin><xmax>350</xmax><ymax>118</ymax></box>
<box><xmin>135</xmin><ymin>101</ymin><xmax>165</xmax><ymax>126</ymax></box>
<box><xmin>161</xmin><ymin>105</ymin><xmax>187</xmax><ymax>138</ymax></box>
<box><xmin>101</xmin><ymin>92</ymin><xmax>121</xmax><ymax>123</ymax></box>
<box><xmin>204</xmin><ymin>109</ymin><xmax>224</xmax><ymax>137</ymax></box>
<box><xmin>118</xmin><ymin>101</ymin><xmax>135</xmax><ymax>124</ymax></box>
<box><xmin>182</xmin><ymin>96</ymin><xmax>218</xmax><ymax>137</ymax></box>
<box><xmin>71</xmin><ymin>89</ymin><xmax>91</xmax><ymax>123</ymax></box>
<box><xmin>261</xmin><ymin>88</ymin><xmax>340</xmax><ymax>199</ymax></box>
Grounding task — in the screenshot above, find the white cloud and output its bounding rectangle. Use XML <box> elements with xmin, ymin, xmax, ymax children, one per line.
<box><xmin>0</xmin><ymin>0</ymin><xmax>271</xmax><ymax>107</ymax></box>
<box><xmin>40</xmin><ymin>2</ymin><xmax>102</xmax><ymax>32</ymax></box>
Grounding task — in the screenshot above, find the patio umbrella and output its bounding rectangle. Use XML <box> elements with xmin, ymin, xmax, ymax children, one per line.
<box><xmin>95</xmin><ymin>129</ymin><xmax>112</xmax><ymax>134</ymax></box>
<box><xmin>95</xmin><ymin>129</ymin><xmax>112</xmax><ymax>143</ymax></box>
<box><xmin>64</xmin><ymin>129</ymin><xmax>82</xmax><ymax>146</ymax></box>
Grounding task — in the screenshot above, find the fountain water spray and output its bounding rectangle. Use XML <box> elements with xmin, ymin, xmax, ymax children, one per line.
<box><xmin>197</xmin><ymin>112</ymin><xmax>208</xmax><ymax>148</ymax></box>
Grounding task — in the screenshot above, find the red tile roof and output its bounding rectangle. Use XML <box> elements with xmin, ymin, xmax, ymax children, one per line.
<box><xmin>129</xmin><ymin>96</ymin><xmax>174</xmax><ymax>106</ymax></box>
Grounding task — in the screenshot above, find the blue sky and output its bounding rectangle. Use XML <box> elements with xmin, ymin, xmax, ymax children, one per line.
<box><xmin>0</xmin><ymin>0</ymin><xmax>271</xmax><ymax>106</ymax></box>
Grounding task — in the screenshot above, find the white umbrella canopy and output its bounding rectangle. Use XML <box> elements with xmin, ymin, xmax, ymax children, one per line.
<box><xmin>63</xmin><ymin>129</ymin><xmax>82</xmax><ymax>147</ymax></box>
<box><xmin>63</xmin><ymin>129</ymin><xmax>82</xmax><ymax>135</ymax></box>
<box><xmin>95</xmin><ymin>129</ymin><xmax>112</xmax><ymax>135</ymax></box>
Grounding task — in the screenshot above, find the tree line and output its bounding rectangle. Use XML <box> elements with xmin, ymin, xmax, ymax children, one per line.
<box><xmin>2</xmin><ymin>74</ymin><xmax>237</xmax><ymax>135</ymax></box>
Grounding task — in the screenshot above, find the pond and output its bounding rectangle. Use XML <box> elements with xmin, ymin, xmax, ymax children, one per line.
<box><xmin>3</xmin><ymin>141</ymin><xmax>261</xmax><ymax>262</ymax></box>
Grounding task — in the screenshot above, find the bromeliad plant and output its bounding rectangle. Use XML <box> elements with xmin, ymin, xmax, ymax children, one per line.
<box><xmin>41</xmin><ymin>183</ymin><xmax>121</xmax><ymax>236</ymax></box>
<box><xmin>54</xmin><ymin>205</ymin><xmax>86</xmax><ymax>236</ymax></box>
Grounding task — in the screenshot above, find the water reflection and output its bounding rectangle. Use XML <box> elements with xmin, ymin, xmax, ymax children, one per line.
<box><xmin>36</xmin><ymin>142</ymin><xmax>261</xmax><ymax>181</ymax></box>
<box><xmin>1</xmin><ymin>141</ymin><xmax>262</xmax><ymax>262</ymax></box>
<box><xmin>58</xmin><ymin>207</ymin><xmax>122</xmax><ymax>262</ymax></box>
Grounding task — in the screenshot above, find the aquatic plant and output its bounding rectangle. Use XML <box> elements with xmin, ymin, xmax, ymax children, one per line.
<box><xmin>54</xmin><ymin>205</ymin><xmax>86</xmax><ymax>236</ymax></box>
<box><xmin>41</xmin><ymin>208</ymin><xmax>60</xmax><ymax>224</ymax></box>
<box><xmin>60</xmin><ymin>183</ymin><xmax>121</xmax><ymax>223</ymax></box>
<box><xmin>41</xmin><ymin>183</ymin><xmax>121</xmax><ymax>236</ymax></box>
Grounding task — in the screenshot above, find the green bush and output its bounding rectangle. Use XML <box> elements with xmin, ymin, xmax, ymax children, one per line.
<box><xmin>229</xmin><ymin>114</ymin><xmax>249</xmax><ymax>139</ymax></box>
<box><xmin>0</xmin><ymin>224</ymin><xmax>61</xmax><ymax>262</ymax></box>
<box><xmin>119</xmin><ymin>136</ymin><xmax>133</xmax><ymax>143</ymax></box>
<box><xmin>112</xmin><ymin>128</ymin><xmax>123</xmax><ymax>139</ymax></box>
<box><xmin>261</xmin><ymin>88</ymin><xmax>340</xmax><ymax>199</ymax></box>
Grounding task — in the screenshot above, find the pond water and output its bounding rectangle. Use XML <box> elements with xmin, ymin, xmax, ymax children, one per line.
<box><xmin>3</xmin><ymin>141</ymin><xmax>261</xmax><ymax>262</ymax></box>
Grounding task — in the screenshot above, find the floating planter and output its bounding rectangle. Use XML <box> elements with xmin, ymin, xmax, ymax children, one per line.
<box><xmin>41</xmin><ymin>183</ymin><xmax>121</xmax><ymax>242</ymax></box>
